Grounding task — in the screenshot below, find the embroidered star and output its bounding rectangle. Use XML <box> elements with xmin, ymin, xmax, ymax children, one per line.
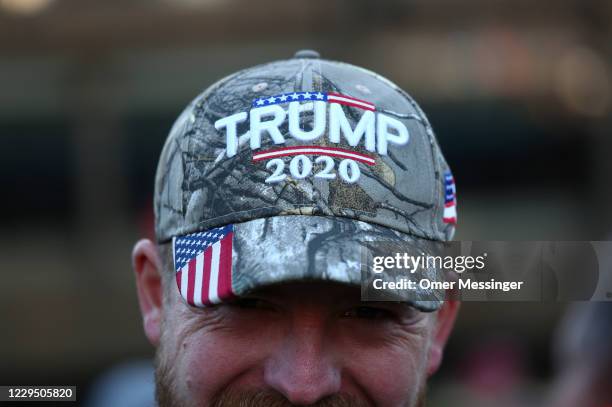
<box><xmin>290</xmin><ymin>92</ymin><xmax>300</xmax><ymax>100</ymax></box>
<box><xmin>303</xmin><ymin>92</ymin><xmax>312</xmax><ymax>99</ymax></box>
<box><xmin>279</xmin><ymin>94</ymin><xmax>288</xmax><ymax>102</ymax></box>
<box><xmin>267</xmin><ymin>96</ymin><xmax>276</xmax><ymax>103</ymax></box>
<box><xmin>256</xmin><ymin>99</ymin><xmax>264</xmax><ymax>106</ymax></box>
<box><xmin>315</xmin><ymin>92</ymin><xmax>324</xmax><ymax>99</ymax></box>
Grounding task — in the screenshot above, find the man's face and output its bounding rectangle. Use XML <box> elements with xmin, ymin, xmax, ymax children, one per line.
<box><xmin>133</xmin><ymin>240</ymin><xmax>457</xmax><ymax>407</ymax></box>
<box><xmin>157</xmin><ymin>282</ymin><xmax>436</xmax><ymax>407</ymax></box>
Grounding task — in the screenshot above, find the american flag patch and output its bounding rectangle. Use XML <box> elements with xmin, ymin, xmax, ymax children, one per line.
<box><xmin>252</xmin><ymin>91</ymin><xmax>375</xmax><ymax>111</ymax></box>
<box><xmin>173</xmin><ymin>224</ymin><xmax>234</xmax><ymax>306</ymax></box>
<box><xmin>443</xmin><ymin>171</ymin><xmax>457</xmax><ymax>224</ymax></box>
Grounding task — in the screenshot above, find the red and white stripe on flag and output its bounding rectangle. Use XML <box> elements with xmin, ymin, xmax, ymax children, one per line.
<box><xmin>327</xmin><ymin>92</ymin><xmax>375</xmax><ymax>111</ymax></box>
<box><xmin>443</xmin><ymin>202</ymin><xmax>457</xmax><ymax>224</ymax></box>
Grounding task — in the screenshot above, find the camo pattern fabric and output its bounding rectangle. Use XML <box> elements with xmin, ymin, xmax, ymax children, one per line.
<box><xmin>155</xmin><ymin>58</ymin><xmax>455</xmax><ymax>243</ymax></box>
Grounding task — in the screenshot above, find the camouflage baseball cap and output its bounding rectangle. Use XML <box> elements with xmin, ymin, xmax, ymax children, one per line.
<box><xmin>154</xmin><ymin>50</ymin><xmax>457</xmax><ymax>312</ymax></box>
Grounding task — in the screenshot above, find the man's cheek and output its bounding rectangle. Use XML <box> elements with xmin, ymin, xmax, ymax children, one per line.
<box><xmin>369</xmin><ymin>355</ymin><xmax>423</xmax><ymax>401</ymax></box>
<box><xmin>338</xmin><ymin>332</ymin><xmax>431</xmax><ymax>406</ymax></box>
<box><xmin>179</xmin><ymin>333</ymin><xmax>270</xmax><ymax>400</ymax></box>
<box><xmin>177</xmin><ymin>336</ymin><xmax>231</xmax><ymax>400</ymax></box>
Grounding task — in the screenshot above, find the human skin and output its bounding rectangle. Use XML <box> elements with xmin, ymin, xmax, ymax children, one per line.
<box><xmin>133</xmin><ymin>238</ymin><xmax>459</xmax><ymax>407</ymax></box>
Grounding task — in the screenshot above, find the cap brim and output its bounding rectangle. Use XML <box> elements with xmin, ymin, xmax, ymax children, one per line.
<box><xmin>174</xmin><ymin>215</ymin><xmax>446</xmax><ymax>312</ymax></box>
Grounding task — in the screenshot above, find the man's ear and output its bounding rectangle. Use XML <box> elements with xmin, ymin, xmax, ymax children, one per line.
<box><xmin>427</xmin><ymin>299</ymin><xmax>460</xmax><ymax>376</ymax></box>
<box><xmin>132</xmin><ymin>239</ymin><xmax>164</xmax><ymax>347</ymax></box>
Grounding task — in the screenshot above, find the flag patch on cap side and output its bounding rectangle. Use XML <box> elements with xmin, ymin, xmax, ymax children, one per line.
<box><xmin>443</xmin><ymin>171</ymin><xmax>457</xmax><ymax>224</ymax></box>
<box><xmin>173</xmin><ymin>224</ymin><xmax>234</xmax><ymax>307</ymax></box>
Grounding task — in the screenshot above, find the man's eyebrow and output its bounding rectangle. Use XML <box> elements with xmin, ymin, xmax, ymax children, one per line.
<box><xmin>359</xmin><ymin>301</ymin><xmax>421</xmax><ymax>312</ymax></box>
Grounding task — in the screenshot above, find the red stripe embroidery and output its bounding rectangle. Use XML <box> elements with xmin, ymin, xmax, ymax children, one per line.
<box><xmin>217</xmin><ymin>232</ymin><xmax>235</xmax><ymax>301</ymax></box>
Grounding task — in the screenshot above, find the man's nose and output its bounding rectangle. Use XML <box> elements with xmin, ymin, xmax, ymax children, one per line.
<box><xmin>264</xmin><ymin>309</ymin><xmax>342</xmax><ymax>405</ymax></box>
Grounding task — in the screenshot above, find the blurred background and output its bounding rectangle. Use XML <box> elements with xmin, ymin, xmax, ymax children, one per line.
<box><xmin>0</xmin><ymin>0</ymin><xmax>611</xmax><ymax>406</ymax></box>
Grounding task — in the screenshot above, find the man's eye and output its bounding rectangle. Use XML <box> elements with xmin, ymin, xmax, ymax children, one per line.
<box><xmin>231</xmin><ymin>298</ymin><xmax>274</xmax><ymax>310</ymax></box>
<box><xmin>343</xmin><ymin>306</ymin><xmax>393</xmax><ymax>320</ymax></box>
